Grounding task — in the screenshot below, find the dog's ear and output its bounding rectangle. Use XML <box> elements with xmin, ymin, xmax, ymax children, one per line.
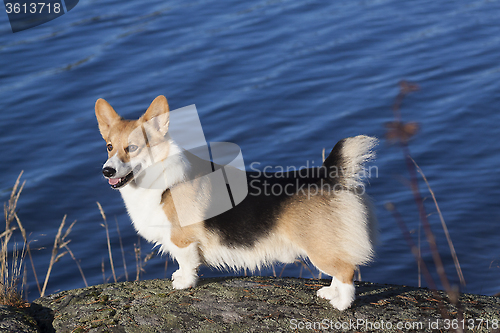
<box><xmin>141</xmin><ymin>95</ymin><xmax>170</xmax><ymax>136</ymax></box>
<box><xmin>95</xmin><ymin>98</ymin><xmax>121</xmax><ymax>139</ymax></box>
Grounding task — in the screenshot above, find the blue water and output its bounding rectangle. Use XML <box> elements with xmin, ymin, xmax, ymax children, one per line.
<box><xmin>1</xmin><ymin>0</ymin><xmax>499</xmax><ymax>300</ymax></box>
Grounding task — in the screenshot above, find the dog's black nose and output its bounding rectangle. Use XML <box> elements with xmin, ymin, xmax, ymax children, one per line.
<box><xmin>102</xmin><ymin>167</ymin><xmax>116</xmax><ymax>178</ymax></box>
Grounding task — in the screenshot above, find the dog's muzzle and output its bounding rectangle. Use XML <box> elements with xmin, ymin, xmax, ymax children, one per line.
<box><xmin>102</xmin><ymin>165</ymin><xmax>141</xmax><ymax>189</ymax></box>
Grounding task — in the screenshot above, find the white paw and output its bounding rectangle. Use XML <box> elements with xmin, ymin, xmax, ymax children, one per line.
<box><xmin>171</xmin><ymin>269</ymin><xmax>198</xmax><ymax>289</ymax></box>
<box><xmin>328</xmin><ymin>295</ymin><xmax>353</xmax><ymax>311</ymax></box>
<box><xmin>317</xmin><ymin>284</ymin><xmax>354</xmax><ymax>311</ymax></box>
<box><xmin>317</xmin><ymin>286</ymin><xmax>338</xmax><ymax>301</ymax></box>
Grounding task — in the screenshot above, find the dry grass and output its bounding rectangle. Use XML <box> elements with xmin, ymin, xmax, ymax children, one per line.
<box><xmin>97</xmin><ymin>202</ymin><xmax>117</xmax><ymax>283</ymax></box>
<box><xmin>385</xmin><ymin>80</ymin><xmax>464</xmax><ymax>290</ymax></box>
<box><xmin>40</xmin><ymin>215</ymin><xmax>77</xmax><ymax>297</ymax></box>
<box><xmin>386</xmin><ymin>81</ymin><xmax>465</xmax><ymax>332</ymax></box>
<box><xmin>1</xmin><ymin>172</ymin><xmax>84</xmax><ymax>304</ymax></box>
<box><xmin>115</xmin><ymin>216</ymin><xmax>128</xmax><ymax>281</ymax></box>
<box><xmin>1</xmin><ymin>172</ymin><xmax>29</xmax><ymax>307</ymax></box>
<box><xmin>411</xmin><ymin>156</ymin><xmax>465</xmax><ymax>287</ymax></box>
<box><xmin>96</xmin><ymin>202</ymin><xmax>159</xmax><ymax>283</ymax></box>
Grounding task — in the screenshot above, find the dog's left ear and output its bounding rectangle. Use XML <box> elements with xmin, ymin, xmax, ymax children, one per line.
<box><xmin>142</xmin><ymin>95</ymin><xmax>170</xmax><ymax>136</ymax></box>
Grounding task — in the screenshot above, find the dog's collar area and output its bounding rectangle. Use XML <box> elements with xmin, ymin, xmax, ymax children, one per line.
<box><xmin>108</xmin><ymin>165</ymin><xmax>142</xmax><ymax>189</ymax></box>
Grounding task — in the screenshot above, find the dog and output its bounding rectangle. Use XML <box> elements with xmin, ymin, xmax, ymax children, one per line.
<box><xmin>95</xmin><ymin>95</ymin><xmax>377</xmax><ymax>311</ymax></box>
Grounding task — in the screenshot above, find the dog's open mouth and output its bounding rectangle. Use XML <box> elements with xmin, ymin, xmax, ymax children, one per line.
<box><xmin>108</xmin><ymin>165</ymin><xmax>142</xmax><ymax>189</ymax></box>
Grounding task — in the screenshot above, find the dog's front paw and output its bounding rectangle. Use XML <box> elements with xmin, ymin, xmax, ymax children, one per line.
<box><xmin>171</xmin><ymin>269</ymin><xmax>198</xmax><ymax>289</ymax></box>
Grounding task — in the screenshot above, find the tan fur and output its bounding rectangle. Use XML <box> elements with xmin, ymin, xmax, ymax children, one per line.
<box><xmin>280</xmin><ymin>188</ymin><xmax>371</xmax><ymax>252</ymax></box>
<box><xmin>161</xmin><ymin>189</ymin><xmax>201</xmax><ymax>248</ymax></box>
<box><xmin>275</xmin><ymin>189</ymin><xmax>371</xmax><ymax>284</ymax></box>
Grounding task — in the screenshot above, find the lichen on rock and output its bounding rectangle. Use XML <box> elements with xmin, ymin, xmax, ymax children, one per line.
<box><xmin>2</xmin><ymin>277</ymin><xmax>499</xmax><ymax>332</ymax></box>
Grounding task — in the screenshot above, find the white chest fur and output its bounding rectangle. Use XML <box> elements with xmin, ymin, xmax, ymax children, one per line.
<box><xmin>119</xmin><ymin>185</ymin><xmax>174</xmax><ymax>250</ymax></box>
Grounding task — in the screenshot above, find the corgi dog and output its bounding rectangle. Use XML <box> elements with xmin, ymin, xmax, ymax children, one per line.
<box><xmin>95</xmin><ymin>95</ymin><xmax>377</xmax><ymax>311</ymax></box>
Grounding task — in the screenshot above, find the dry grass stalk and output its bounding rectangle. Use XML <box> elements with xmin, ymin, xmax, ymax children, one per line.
<box><xmin>387</xmin><ymin>80</ymin><xmax>452</xmax><ymax>293</ymax></box>
<box><xmin>2</xmin><ymin>172</ymin><xmax>84</xmax><ymax>301</ymax></box>
<box><xmin>386</xmin><ymin>81</ymin><xmax>464</xmax><ymax>332</ymax></box>
<box><xmin>296</xmin><ymin>259</ymin><xmax>316</xmax><ymax>278</ymax></box>
<box><xmin>13</xmin><ymin>214</ymin><xmax>41</xmax><ymax>295</ymax></box>
<box><xmin>101</xmin><ymin>258</ymin><xmax>106</xmax><ymax>283</ymax></box>
<box><xmin>279</xmin><ymin>263</ymin><xmax>287</xmax><ymax>277</ymax></box>
<box><xmin>1</xmin><ymin>172</ymin><xmax>29</xmax><ymax>307</ymax></box>
<box><xmin>139</xmin><ymin>250</ymin><xmax>157</xmax><ymax>278</ymax></box>
<box><xmin>386</xmin><ymin>202</ymin><xmax>456</xmax><ymax>325</ymax></box>
<box><xmin>386</xmin><ymin>202</ymin><xmax>438</xmax><ymax>291</ymax></box>
<box><xmin>96</xmin><ymin>202</ymin><xmax>117</xmax><ymax>283</ymax></box>
<box><xmin>143</xmin><ymin>250</ymin><xmax>156</xmax><ymax>265</ymax></box>
<box><xmin>134</xmin><ymin>240</ymin><xmax>141</xmax><ymax>281</ymax></box>
<box><xmin>410</xmin><ymin>157</ymin><xmax>466</xmax><ymax>287</ymax></box>
<box><xmin>115</xmin><ymin>217</ymin><xmax>128</xmax><ymax>281</ymax></box>
<box><xmin>40</xmin><ymin>215</ymin><xmax>76</xmax><ymax>297</ymax></box>
<box><xmin>62</xmin><ymin>243</ymin><xmax>88</xmax><ymax>287</ymax></box>
<box><xmin>0</xmin><ymin>243</ymin><xmax>28</xmax><ymax>308</ymax></box>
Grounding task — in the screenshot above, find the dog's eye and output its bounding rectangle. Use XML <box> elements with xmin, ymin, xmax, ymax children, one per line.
<box><xmin>106</xmin><ymin>143</ymin><xmax>113</xmax><ymax>151</ymax></box>
<box><xmin>126</xmin><ymin>145</ymin><xmax>138</xmax><ymax>153</ymax></box>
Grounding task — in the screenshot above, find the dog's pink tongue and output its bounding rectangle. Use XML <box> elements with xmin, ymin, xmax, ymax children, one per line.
<box><xmin>108</xmin><ymin>178</ymin><xmax>120</xmax><ymax>186</ymax></box>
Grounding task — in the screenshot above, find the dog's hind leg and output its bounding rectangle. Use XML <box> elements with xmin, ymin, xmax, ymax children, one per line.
<box><xmin>309</xmin><ymin>255</ymin><xmax>356</xmax><ymax>311</ymax></box>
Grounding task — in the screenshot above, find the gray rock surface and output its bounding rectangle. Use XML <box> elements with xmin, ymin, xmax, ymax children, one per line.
<box><xmin>0</xmin><ymin>305</ymin><xmax>40</xmax><ymax>333</ymax></box>
<box><xmin>2</xmin><ymin>277</ymin><xmax>500</xmax><ymax>332</ymax></box>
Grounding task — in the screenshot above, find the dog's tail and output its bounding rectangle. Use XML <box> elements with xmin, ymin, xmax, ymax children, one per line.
<box><xmin>323</xmin><ymin>135</ymin><xmax>378</xmax><ymax>189</ymax></box>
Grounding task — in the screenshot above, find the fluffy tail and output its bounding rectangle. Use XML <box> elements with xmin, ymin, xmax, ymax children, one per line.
<box><xmin>323</xmin><ymin>135</ymin><xmax>378</xmax><ymax>189</ymax></box>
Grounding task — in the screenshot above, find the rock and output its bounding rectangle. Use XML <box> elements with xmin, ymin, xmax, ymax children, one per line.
<box><xmin>4</xmin><ymin>277</ymin><xmax>500</xmax><ymax>332</ymax></box>
<box><xmin>0</xmin><ymin>305</ymin><xmax>40</xmax><ymax>333</ymax></box>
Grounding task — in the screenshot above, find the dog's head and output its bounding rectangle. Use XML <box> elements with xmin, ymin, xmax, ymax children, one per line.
<box><xmin>95</xmin><ymin>95</ymin><xmax>172</xmax><ymax>189</ymax></box>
